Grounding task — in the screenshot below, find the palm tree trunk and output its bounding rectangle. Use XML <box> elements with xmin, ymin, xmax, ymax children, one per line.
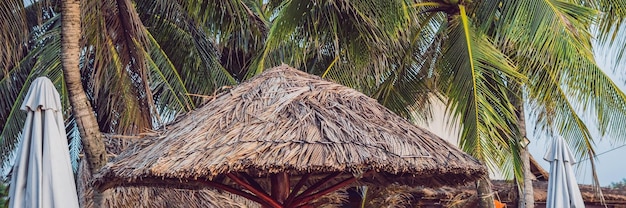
<box><xmin>517</xmin><ymin>104</ymin><xmax>534</xmax><ymax>208</ymax></box>
<box><xmin>61</xmin><ymin>0</ymin><xmax>107</xmax><ymax>172</ymax></box>
<box><xmin>519</xmin><ymin>146</ymin><xmax>534</xmax><ymax>208</ymax></box>
<box><xmin>476</xmin><ymin>177</ymin><xmax>495</xmax><ymax>208</ymax></box>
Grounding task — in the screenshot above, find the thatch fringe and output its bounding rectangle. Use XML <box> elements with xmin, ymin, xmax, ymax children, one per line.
<box><xmin>79</xmin><ymin>137</ymin><xmax>257</xmax><ymax>208</ymax></box>
<box><xmin>82</xmin><ymin>135</ymin><xmax>350</xmax><ymax>207</ymax></box>
<box><xmin>79</xmin><ymin>163</ymin><xmax>252</xmax><ymax>207</ymax></box>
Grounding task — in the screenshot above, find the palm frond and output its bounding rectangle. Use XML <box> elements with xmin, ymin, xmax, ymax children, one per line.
<box><xmin>488</xmin><ymin>0</ymin><xmax>596</xmax><ymax>71</ymax></box>
<box><xmin>0</xmin><ymin>53</ymin><xmax>37</xmax><ymax>171</ymax></box>
<box><xmin>493</xmin><ymin>0</ymin><xmax>626</xmax><ymax>158</ymax></box>
<box><xmin>475</xmin><ymin>0</ymin><xmax>625</xmax><ymax>193</ymax></box>
<box><xmin>81</xmin><ymin>0</ymin><xmax>156</xmax><ymax>134</ymax></box>
<box><xmin>548</xmin><ymin>0</ymin><xmax>626</xmax><ymax>78</ymax></box>
<box><xmin>593</xmin><ymin>23</ymin><xmax>626</xmax><ymax>73</ymax></box>
<box><xmin>586</xmin><ymin>0</ymin><xmax>626</xmax><ymax>45</ymax></box>
<box><xmin>524</xmin><ymin>62</ymin><xmax>598</xmax><ymax>180</ymax></box>
<box><xmin>135</xmin><ymin>1</ymin><xmax>236</xmax><ymax>103</ymax></box>
<box><xmin>438</xmin><ymin>6</ymin><xmax>525</xmax><ymax>179</ymax></box>
<box><xmin>65</xmin><ymin>115</ymin><xmax>82</xmax><ymax>173</ymax></box>
<box><xmin>153</xmin><ymin>0</ymin><xmax>267</xmax><ymax>79</ymax></box>
<box><xmin>0</xmin><ymin>15</ymin><xmax>64</xmax><ymax>169</ymax></box>
<box><xmin>140</xmin><ymin>32</ymin><xmax>195</xmax><ymax>122</ymax></box>
<box><xmin>370</xmin><ymin>12</ymin><xmax>443</xmax><ymax>121</ymax></box>
<box><xmin>476</xmin><ymin>0</ymin><xmax>612</xmax><ymax>157</ymax></box>
<box><xmin>0</xmin><ymin>0</ymin><xmax>29</xmax><ymax>75</ymax></box>
<box><xmin>250</xmin><ymin>0</ymin><xmax>409</xmax><ymax>78</ymax></box>
<box><xmin>562</xmin><ymin>60</ymin><xmax>626</xmax><ymax>144</ymax></box>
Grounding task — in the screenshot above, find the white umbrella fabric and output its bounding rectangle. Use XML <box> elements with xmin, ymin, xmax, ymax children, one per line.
<box><xmin>8</xmin><ymin>77</ymin><xmax>79</xmax><ymax>208</ymax></box>
<box><xmin>544</xmin><ymin>136</ymin><xmax>585</xmax><ymax>208</ymax></box>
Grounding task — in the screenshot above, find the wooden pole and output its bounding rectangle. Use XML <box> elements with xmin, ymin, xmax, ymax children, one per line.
<box><xmin>288</xmin><ymin>176</ymin><xmax>358</xmax><ymax>207</ymax></box>
<box><xmin>227</xmin><ymin>173</ymin><xmax>283</xmax><ymax>208</ymax></box>
<box><xmin>197</xmin><ymin>180</ymin><xmax>271</xmax><ymax>207</ymax></box>
<box><xmin>271</xmin><ymin>172</ymin><xmax>290</xmax><ymax>203</ymax></box>
<box><xmin>284</xmin><ymin>173</ymin><xmax>311</xmax><ymax>205</ymax></box>
<box><xmin>293</xmin><ymin>172</ymin><xmax>340</xmax><ymax>199</ymax></box>
<box><xmin>288</xmin><ymin>171</ymin><xmax>373</xmax><ymax>207</ymax></box>
<box><xmin>241</xmin><ymin>172</ymin><xmax>269</xmax><ymax>195</ymax></box>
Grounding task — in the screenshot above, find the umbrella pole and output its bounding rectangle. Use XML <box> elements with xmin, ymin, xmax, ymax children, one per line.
<box><xmin>283</xmin><ymin>172</ymin><xmax>340</xmax><ymax>207</ymax></box>
<box><xmin>271</xmin><ymin>172</ymin><xmax>290</xmax><ymax>203</ymax></box>
<box><xmin>241</xmin><ymin>172</ymin><xmax>267</xmax><ymax>193</ymax></box>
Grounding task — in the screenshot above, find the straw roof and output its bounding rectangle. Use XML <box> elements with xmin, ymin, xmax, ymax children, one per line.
<box><xmin>95</xmin><ymin>64</ymin><xmax>485</xmax><ymax>190</ymax></box>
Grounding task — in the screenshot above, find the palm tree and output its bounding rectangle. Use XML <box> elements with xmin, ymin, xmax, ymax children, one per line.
<box><xmin>0</xmin><ymin>0</ymin><xmax>243</xmax><ymax>170</ymax></box>
<box><xmin>249</xmin><ymin>1</ymin><xmax>626</xmax><ymax>207</ymax></box>
<box><xmin>61</xmin><ymin>0</ymin><xmax>107</xmax><ymax>172</ymax></box>
<box><xmin>424</xmin><ymin>1</ymin><xmax>626</xmax><ymax>207</ymax></box>
<box><xmin>2</xmin><ymin>0</ymin><xmax>412</xmax><ymax>171</ymax></box>
<box><xmin>3</xmin><ymin>1</ymin><xmax>626</xmax><ymax>207</ymax></box>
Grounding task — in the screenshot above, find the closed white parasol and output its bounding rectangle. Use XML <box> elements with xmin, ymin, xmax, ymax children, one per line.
<box><xmin>9</xmin><ymin>77</ymin><xmax>79</xmax><ymax>208</ymax></box>
<box><xmin>544</xmin><ymin>136</ymin><xmax>585</xmax><ymax>208</ymax></box>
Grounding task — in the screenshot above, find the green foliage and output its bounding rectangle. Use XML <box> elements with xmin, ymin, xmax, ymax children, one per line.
<box><xmin>413</xmin><ymin>0</ymin><xmax>626</xmax><ymax>184</ymax></box>
<box><xmin>610</xmin><ymin>178</ymin><xmax>626</xmax><ymax>189</ymax></box>
<box><xmin>0</xmin><ymin>12</ymin><xmax>66</xmax><ymax>170</ymax></box>
<box><xmin>0</xmin><ymin>181</ymin><xmax>7</xmax><ymax>208</ymax></box>
<box><xmin>0</xmin><ymin>0</ymin><xmax>240</xmax><ymax>168</ymax></box>
<box><xmin>438</xmin><ymin>7</ymin><xmax>525</xmax><ymax>175</ymax></box>
<box><xmin>2</xmin><ymin>0</ymin><xmax>626</xmax><ymax>194</ymax></box>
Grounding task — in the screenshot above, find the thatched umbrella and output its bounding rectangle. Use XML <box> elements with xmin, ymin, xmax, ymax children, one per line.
<box><xmin>95</xmin><ymin>65</ymin><xmax>486</xmax><ymax>208</ymax></box>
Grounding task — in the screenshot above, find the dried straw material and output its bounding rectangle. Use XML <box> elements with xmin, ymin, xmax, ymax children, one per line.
<box><xmin>95</xmin><ymin>64</ymin><xmax>485</xmax><ymax>191</ymax></box>
<box><xmin>79</xmin><ymin>138</ymin><xmax>257</xmax><ymax>208</ymax></box>
<box><xmin>79</xmin><ymin>159</ymin><xmax>256</xmax><ymax>208</ymax></box>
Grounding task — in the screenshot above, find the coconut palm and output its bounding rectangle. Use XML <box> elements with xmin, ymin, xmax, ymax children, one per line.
<box><xmin>248</xmin><ymin>1</ymin><xmax>626</xmax><ymax>207</ymax></box>
<box><xmin>250</xmin><ymin>1</ymin><xmax>626</xmax><ymax>207</ymax></box>
<box><xmin>2</xmin><ymin>0</ymin><xmax>626</xmax><ymax>207</ymax></box>
<box><xmin>61</xmin><ymin>0</ymin><xmax>107</xmax><ymax>172</ymax></box>
<box><xmin>2</xmin><ymin>0</ymin><xmax>415</xmax><ymax>171</ymax></box>
<box><xmin>0</xmin><ymin>0</ymin><xmax>246</xmax><ymax>171</ymax></box>
<box><xmin>423</xmin><ymin>1</ymin><xmax>626</xmax><ymax>207</ymax></box>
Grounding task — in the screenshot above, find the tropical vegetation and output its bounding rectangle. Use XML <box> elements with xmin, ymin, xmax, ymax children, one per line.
<box><xmin>0</xmin><ymin>181</ymin><xmax>7</xmax><ymax>208</ymax></box>
<box><xmin>610</xmin><ymin>178</ymin><xmax>626</xmax><ymax>189</ymax></box>
<box><xmin>2</xmin><ymin>0</ymin><xmax>626</xmax><ymax>207</ymax></box>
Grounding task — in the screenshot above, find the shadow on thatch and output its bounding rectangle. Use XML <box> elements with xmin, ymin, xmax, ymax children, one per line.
<box><xmin>94</xmin><ymin>65</ymin><xmax>486</xmax><ymax>207</ymax></box>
